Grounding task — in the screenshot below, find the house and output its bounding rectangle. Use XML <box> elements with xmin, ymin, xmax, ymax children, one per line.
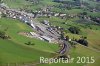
<box><xmin>59</xmin><ymin>14</ymin><xmax>66</xmax><ymax>17</ymax></box>
<box><xmin>54</xmin><ymin>13</ymin><xmax>59</xmax><ymax>17</ymax></box>
<box><xmin>46</xmin><ymin>27</ymin><xmax>53</xmax><ymax>32</ymax></box>
<box><xmin>30</xmin><ymin>32</ymin><xmax>43</xmax><ymax>40</ymax></box>
<box><xmin>54</xmin><ymin>0</ymin><xmax>66</xmax><ymax>2</ymax></box>
<box><xmin>0</xmin><ymin>3</ymin><xmax>9</xmax><ymax>8</ymax></box>
<box><xmin>43</xmin><ymin>20</ymin><xmax>50</xmax><ymax>25</ymax></box>
<box><xmin>41</xmin><ymin>36</ymin><xmax>55</xmax><ymax>43</ymax></box>
<box><xmin>30</xmin><ymin>23</ymin><xmax>35</xmax><ymax>29</ymax></box>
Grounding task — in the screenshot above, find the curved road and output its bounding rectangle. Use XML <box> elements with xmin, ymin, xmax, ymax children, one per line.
<box><xmin>59</xmin><ymin>40</ymin><xmax>70</xmax><ymax>55</ymax></box>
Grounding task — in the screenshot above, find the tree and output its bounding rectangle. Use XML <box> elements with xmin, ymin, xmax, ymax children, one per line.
<box><xmin>25</xmin><ymin>41</ymin><xmax>35</xmax><ymax>45</ymax></box>
<box><xmin>0</xmin><ymin>31</ymin><xmax>5</xmax><ymax>38</ymax></box>
<box><xmin>0</xmin><ymin>0</ymin><xmax>3</xmax><ymax>3</ymax></box>
<box><xmin>77</xmin><ymin>39</ymin><xmax>88</xmax><ymax>46</ymax></box>
<box><xmin>60</xmin><ymin>31</ymin><xmax>65</xmax><ymax>39</ymax></box>
<box><xmin>81</xmin><ymin>12</ymin><xmax>87</xmax><ymax>15</ymax></box>
<box><xmin>68</xmin><ymin>26</ymin><xmax>80</xmax><ymax>34</ymax></box>
<box><xmin>65</xmin><ymin>35</ymin><xmax>69</xmax><ymax>41</ymax></box>
<box><xmin>2</xmin><ymin>13</ymin><xmax>7</xmax><ymax>17</ymax></box>
<box><xmin>25</xmin><ymin>0</ymin><xmax>40</xmax><ymax>4</ymax></box>
<box><xmin>0</xmin><ymin>31</ymin><xmax>7</xmax><ymax>39</ymax></box>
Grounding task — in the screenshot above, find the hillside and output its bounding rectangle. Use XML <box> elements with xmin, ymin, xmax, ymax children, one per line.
<box><xmin>0</xmin><ymin>0</ymin><xmax>100</xmax><ymax>66</ymax></box>
<box><xmin>0</xmin><ymin>17</ymin><xmax>58</xmax><ymax>65</ymax></box>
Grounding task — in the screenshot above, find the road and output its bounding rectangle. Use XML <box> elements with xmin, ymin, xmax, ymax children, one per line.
<box><xmin>58</xmin><ymin>40</ymin><xmax>70</xmax><ymax>55</ymax></box>
<box><xmin>0</xmin><ymin>5</ymin><xmax>70</xmax><ymax>55</ymax></box>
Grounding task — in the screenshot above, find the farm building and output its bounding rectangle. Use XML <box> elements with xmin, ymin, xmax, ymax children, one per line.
<box><xmin>41</xmin><ymin>36</ymin><xmax>55</xmax><ymax>43</ymax></box>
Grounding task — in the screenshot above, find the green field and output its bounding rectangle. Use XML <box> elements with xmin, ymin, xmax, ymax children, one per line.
<box><xmin>37</xmin><ymin>44</ymin><xmax>100</xmax><ymax>66</ymax></box>
<box><xmin>0</xmin><ymin>18</ymin><xmax>59</xmax><ymax>65</ymax></box>
<box><xmin>0</xmin><ymin>0</ymin><xmax>100</xmax><ymax>66</ymax></box>
<box><xmin>3</xmin><ymin>0</ymin><xmax>59</xmax><ymax>11</ymax></box>
<box><xmin>3</xmin><ymin>0</ymin><xmax>31</xmax><ymax>9</ymax></box>
<box><xmin>37</xmin><ymin>17</ymin><xmax>100</xmax><ymax>66</ymax></box>
<box><xmin>37</xmin><ymin>16</ymin><xmax>100</xmax><ymax>50</ymax></box>
<box><xmin>0</xmin><ymin>17</ymin><xmax>100</xmax><ymax>66</ymax></box>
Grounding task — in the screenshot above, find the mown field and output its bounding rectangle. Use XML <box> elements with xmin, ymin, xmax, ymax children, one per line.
<box><xmin>1</xmin><ymin>0</ymin><xmax>100</xmax><ymax>66</ymax></box>
<box><xmin>37</xmin><ymin>44</ymin><xmax>100</xmax><ymax>66</ymax></box>
<box><xmin>37</xmin><ymin>16</ymin><xmax>100</xmax><ymax>51</ymax></box>
<box><xmin>36</xmin><ymin>16</ymin><xmax>100</xmax><ymax>66</ymax></box>
<box><xmin>0</xmin><ymin>17</ymin><xmax>59</xmax><ymax>65</ymax></box>
<box><xmin>3</xmin><ymin>0</ymin><xmax>100</xmax><ymax>17</ymax></box>
<box><xmin>0</xmin><ymin>17</ymin><xmax>100</xmax><ymax>66</ymax></box>
<box><xmin>3</xmin><ymin>0</ymin><xmax>59</xmax><ymax>11</ymax></box>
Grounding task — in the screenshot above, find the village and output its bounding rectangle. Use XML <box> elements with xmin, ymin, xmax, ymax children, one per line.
<box><xmin>0</xmin><ymin>1</ymin><xmax>99</xmax><ymax>55</ymax></box>
<box><xmin>0</xmin><ymin>0</ymin><xmax>100</xmax><ymax>55</ymax></box>
<box><xmin>0</xmin><ymin>0</ymin><xmax>100</xmax><ymax>66</ymax></box>
<box><xmin>0</xmin><ymin>3</ymin><xmax>71</xmax><ymax>55</ymax></box>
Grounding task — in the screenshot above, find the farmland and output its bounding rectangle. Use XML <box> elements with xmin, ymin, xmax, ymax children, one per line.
<box><xmin>0</xmin><ymin>0</ymin><xmax>100</xmax><ymax>66</ymax></box>
<box><xmin>0</xmin><ymin>17</ymin><xmax>59</xmax><ymax>65</ymax></box>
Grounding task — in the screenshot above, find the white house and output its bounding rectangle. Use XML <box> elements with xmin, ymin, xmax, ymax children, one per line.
<box><xmin>41</xmin><ymin>36</ymin><xmax>55</xmax><ymax>43</ymax></box>
<box><xmin>30</xmin><ymin>23</ymin><xmax>35</xmax><ymax>29</ymax></box>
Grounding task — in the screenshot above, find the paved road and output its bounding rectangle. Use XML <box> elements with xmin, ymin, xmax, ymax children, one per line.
<box><xmin>58</xmin><ymin>40</ymin><xmax>70</xmax><ymax>55</ymax></box>
<box><xmin>0</xmin><ymin>6</ymin><xmax>70</xmax><ymax>54</ymax></box>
